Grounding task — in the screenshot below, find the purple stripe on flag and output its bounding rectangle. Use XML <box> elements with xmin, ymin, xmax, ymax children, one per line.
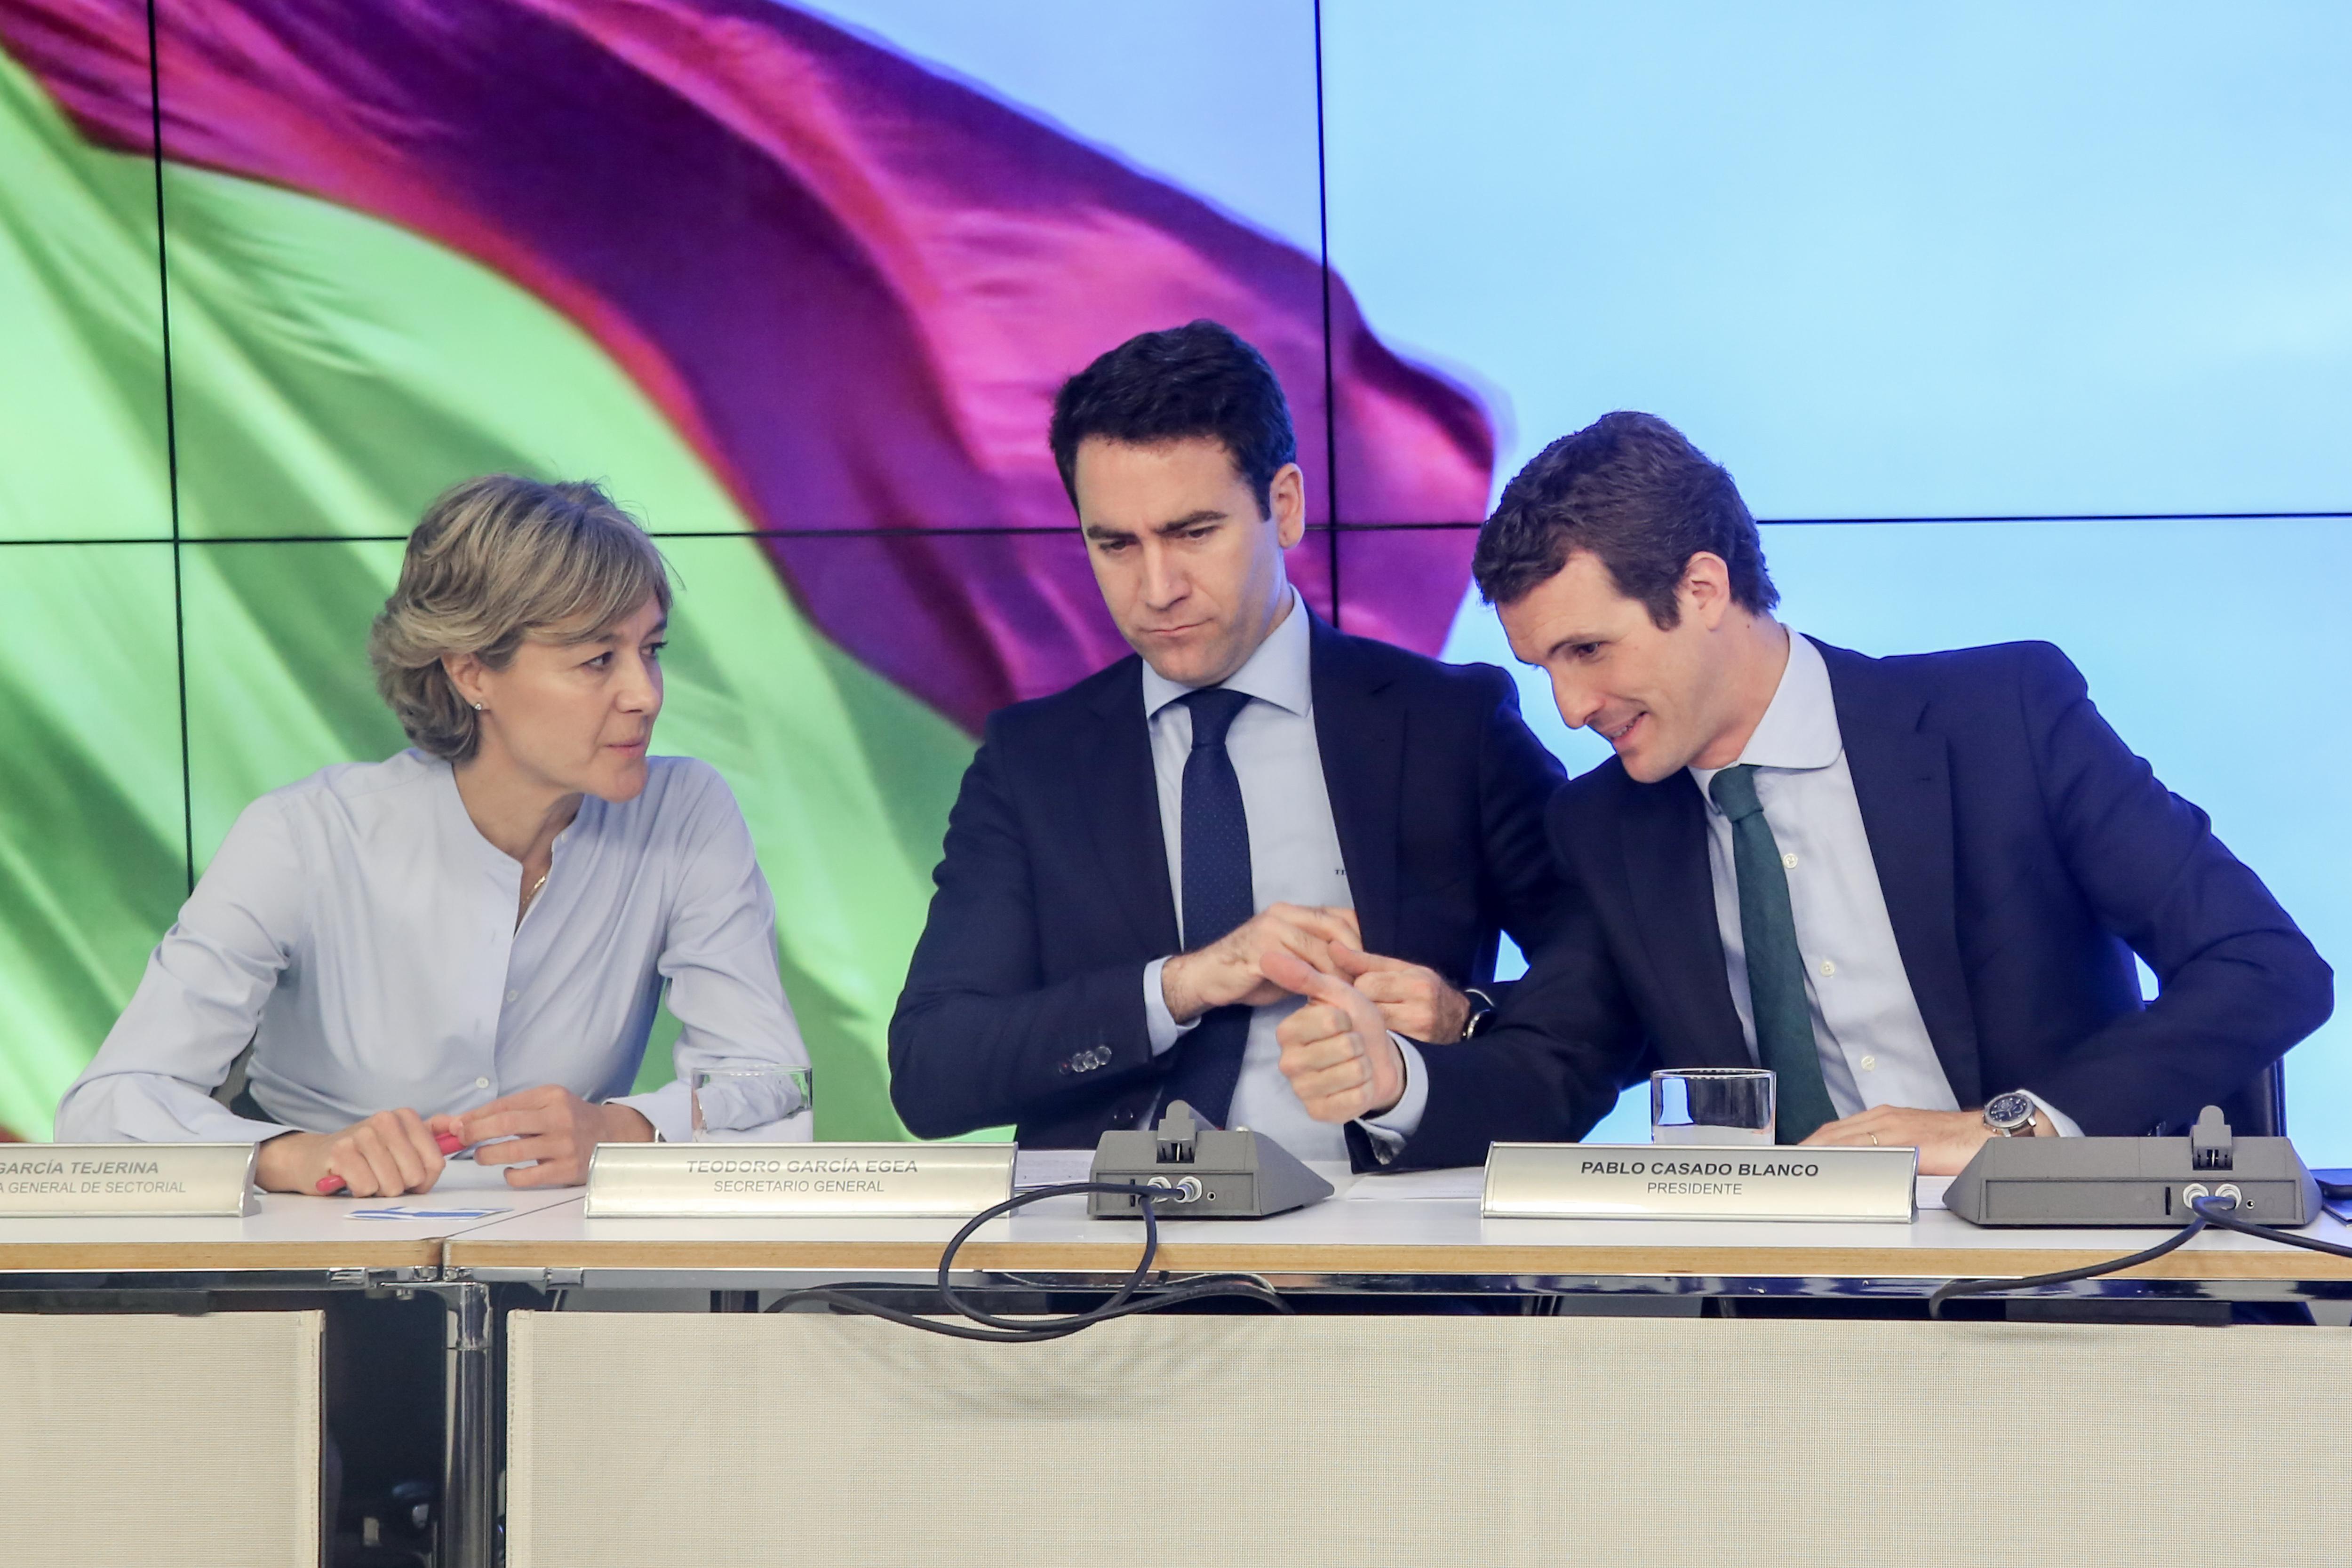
<box><xmin>4</xmin><ymin>0</ymin><xmax>1495</xmax><ymax>729</ymax></box>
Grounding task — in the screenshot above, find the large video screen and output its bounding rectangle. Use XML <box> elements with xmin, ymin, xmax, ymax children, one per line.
<box><xmin>1</xmin><ymin>1</ymin><xmax>2343</xmax><ymax>1155</ymax></box>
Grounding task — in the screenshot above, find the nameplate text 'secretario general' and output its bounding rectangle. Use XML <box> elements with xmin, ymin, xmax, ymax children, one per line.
<box><xmin>1482</xmin><ymin>1143</ymin><xmax>1918</xmax><ymax>1223</ymax></box>
<box><xmin>0</xmin><ymin>1144</ymin><xmax>260</xmax><ymax>1218</ymax></box>
<box><xmin>584</xmin><ymin>1143</ymin><xmax>1018</xmax><ymax>1218</ymax></box>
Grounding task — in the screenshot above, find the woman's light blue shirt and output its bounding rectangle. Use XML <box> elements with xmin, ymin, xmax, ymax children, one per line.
<box><xmin>57</xmin><ymin>750</ymin><xmax>808</xmax><ymax>1145</ymax></box>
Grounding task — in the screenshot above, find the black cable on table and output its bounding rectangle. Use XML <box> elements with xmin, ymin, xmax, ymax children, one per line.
<box><xmin>1929</xmin><ymin>1190</ymin><xmax>2352</xmax><ymax>1319</ymax></box>
<box><xmin>759</xmin><ymin>1181</ymin><xmax>1290</xmax><ymax>1341</ymax></box>
<box><xmin>2183</xmin><ymin>1193</ymin><xmax>2352</xmax><ymax>1261</ymax></box>
<box><xmin>1927</xmin><ymin>1204</ymin><xmax>2219</xmax><ymax>1320</ymax></box>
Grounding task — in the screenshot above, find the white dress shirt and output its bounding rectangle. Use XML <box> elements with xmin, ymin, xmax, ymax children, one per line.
<box><xmin>1687</xmin><ymin>632</ymin><xmax>2078</xmax><ymax>1134</ymax></box>
<box><xmin>1134</xmin><ymin>589</ymin><xmax>1427</xmax><ymax>1160</ymax></box>
<box><xmin>57</xmin><ymin>750</ymin><xmax>809</xmax><ymax>1146</ymax></box>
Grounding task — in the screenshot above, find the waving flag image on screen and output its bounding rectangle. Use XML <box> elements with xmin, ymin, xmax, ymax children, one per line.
<box><xmin>0</xmin><ymin>0</ymin><xmax>1493</xmax><ymax>1140</ymax></box>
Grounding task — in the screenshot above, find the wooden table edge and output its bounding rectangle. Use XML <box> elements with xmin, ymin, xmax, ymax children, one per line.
<box><xmin>0</xmin><ymin>1240</ymin><xmax>442</xmax><ymax>1273</ymax></box>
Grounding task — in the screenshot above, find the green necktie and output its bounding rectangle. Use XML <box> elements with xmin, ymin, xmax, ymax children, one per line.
<box><xmin>1706</xmin><ymin>765</ymin><xmax>1840</xmax><ymax>1144</ymax></box>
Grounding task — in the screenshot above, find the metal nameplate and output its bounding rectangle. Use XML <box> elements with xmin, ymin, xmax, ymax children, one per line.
<box><xmin>0</xmin><ymin>1144</ymin><xmax>259</xmax><ymax>1217</ymax></box>
<box><xmin>584</xmin><ymin>1142</ymin><xmax>1017</xmax><ymax>1218</ymax></box>
<box><xmin>1482</xmin><ymin>1142</ymin><xmax>1917</xmax><ymax>1223</ymax></box>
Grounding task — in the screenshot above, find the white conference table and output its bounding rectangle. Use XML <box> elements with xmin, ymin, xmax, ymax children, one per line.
<box><xmin>10</xmin><ymin>1166</ymin><xmax>2352</xmax><ymax>1568</ymax></box>
<box><xmin>0</xmin><ymin>1180</ymin><xmax>578</xmax><ymax>1280</ymax></box>
<box><xmin>444</xmin><ymin>1166</ymin><xmax>2352</xmax><ymax>1568</ymax></box>
<box><xmin>443</xmin><ymin>1162</ymin><xmax>2352</xmax><ymax>1297</ymax></box>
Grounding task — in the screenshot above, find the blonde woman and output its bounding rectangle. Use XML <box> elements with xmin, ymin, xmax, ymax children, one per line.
<box><xmin>58</xmin><ymin>476</ymin><xmax>809</xmax><ymax>1194</ymax></box>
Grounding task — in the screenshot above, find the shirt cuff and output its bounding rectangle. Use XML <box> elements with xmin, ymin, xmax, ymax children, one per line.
<box><xmin>1356</xmin><ymin>1035</ymin><xmax>1429</xmax><ymax>1162</ymax></box>
<box><xmin>1142</xmin><ymin>957</ymin><xmax>1199</xmax><ymax>1057</ymax></box>
<box><xmin>611</xmin><ymin>1080</ymin><xmax>694</xmax><ymax>1145</ymax></box>
<box><xmin>233</xmin><ymin>1116</ymin><xmax>300</xmax><ymax>1146</ymax></box>
<box><xmin>2021</xmin><ymin>1090</ymin><xmax>2083</xmax><ymax>1138</ymax></box>
<box><xmin>56</xmin><ymin>1079</ymin><xmax>296</xmax><ymax>1146</ymax></box>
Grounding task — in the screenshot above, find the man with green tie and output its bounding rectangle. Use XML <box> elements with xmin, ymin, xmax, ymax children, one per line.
<box><xmin>1273</xmin><ymin>411</ymin><xmax>2331</xmax><ymax>1172</ymax></box>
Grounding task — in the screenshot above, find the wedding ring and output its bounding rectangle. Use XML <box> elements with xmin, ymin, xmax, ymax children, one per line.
<box><xmin>1868</xmin><ymin>1132</ymin><xmax>1880</xmax><ymax>1146</ymax></box>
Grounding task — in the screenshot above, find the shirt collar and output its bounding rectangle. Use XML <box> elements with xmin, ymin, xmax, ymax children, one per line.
<box><xmin>1689</xmin><ymin>630</ymin><xmax>1842</xmax><ymax>802</ymax></box>
<box><xmin>1140</xmin><ymin>585</ymin><xmax>1312</xmax><ymax>721</ymax></box>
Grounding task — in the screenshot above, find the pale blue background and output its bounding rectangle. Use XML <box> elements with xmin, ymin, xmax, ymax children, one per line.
<box><xmin>803</xmin><ymin>1</ymin><xmax>2350</xmax><ymax>1156</ymax></box>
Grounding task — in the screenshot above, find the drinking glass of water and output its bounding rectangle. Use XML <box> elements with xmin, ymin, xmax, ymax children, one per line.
<box><xmin>1650</xmin><ymin>1067</ymin><xmax>1775</xmax><ymax>1146</ymax></box>
<box><xmin>690</xmin><ymin>1067</ymin><xmax>812</xmax><ymax>1142</ymax></box>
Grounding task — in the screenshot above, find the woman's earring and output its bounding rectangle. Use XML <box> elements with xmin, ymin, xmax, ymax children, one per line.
<box><xmin>471</xmin><ymin>701</ymin><xmax>484</xmax><ymax>711</ymax></box>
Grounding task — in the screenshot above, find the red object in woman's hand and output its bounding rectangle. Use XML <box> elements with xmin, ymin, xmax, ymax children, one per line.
<box><xmin>315</xmin><ymin>1130</ymin><xmax>467</xmax><ymax>1195</ymax></box>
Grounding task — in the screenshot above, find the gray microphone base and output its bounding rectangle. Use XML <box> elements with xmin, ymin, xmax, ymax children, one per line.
<box><xmin>1088</xmin><ymin>1100</ymin><xmax>1335</xmax><ymax>1219</ymax></box>
<box><xmin>1945</xmin><ymin>1106</ymin><xmax>2320</xmax><ymax>1226</ymax></box>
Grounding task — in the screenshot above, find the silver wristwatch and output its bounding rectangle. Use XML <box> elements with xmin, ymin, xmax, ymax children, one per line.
<box><xmin>1982</xmin><ymin>1090</ymin><xmax>2040</xmax><ymax>1138</ymax></box>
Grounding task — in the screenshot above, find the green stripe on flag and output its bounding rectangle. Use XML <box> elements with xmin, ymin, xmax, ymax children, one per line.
<box><xmin>0</xmin><ymin>46</ymin><xmax>985</xmax><ymax>1140</ymax></box>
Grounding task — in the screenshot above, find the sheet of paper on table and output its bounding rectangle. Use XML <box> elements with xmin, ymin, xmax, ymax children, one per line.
<box><xmin>348</xmin><ymin>1203</ymin><xmax>515</xmax><ymax>1221</ymax></box>
<box><xmin>1344</xmin><ymin>1167</ymin><xmax>1959</xmax><ymax>1210</ymax></box>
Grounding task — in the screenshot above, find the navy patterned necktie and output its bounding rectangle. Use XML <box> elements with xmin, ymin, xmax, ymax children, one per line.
<box><xmin>1707</xmin><ymin>765</ymin><xmax>1840</xmax><ymax>1143</ymax></box>
<box><xmin>1158</xmin><ymin>687</ymin><xmax>1254</xmax><ymax>1126</ymax></box>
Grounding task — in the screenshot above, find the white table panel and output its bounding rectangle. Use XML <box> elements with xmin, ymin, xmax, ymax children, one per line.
<box><xmin>506</xmin><ymin>1311</ymin><xmax>2352</xmax><ymax>1568</ymax></box>
<box><xmin>0</xmin><ymin>1309</ymin><xmax>323</xmax><ymax>1568</ymax></box>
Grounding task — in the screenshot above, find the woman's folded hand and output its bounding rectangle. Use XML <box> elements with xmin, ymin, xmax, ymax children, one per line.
<box><xmin>256</xmin><ymin>1107</ymin><xmax>460</xmax><ymax>1197</ymax></box>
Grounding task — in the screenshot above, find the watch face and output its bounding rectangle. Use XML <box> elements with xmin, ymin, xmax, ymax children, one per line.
<box><xmin>1985</xmin><ymin>1091</ymin><xmax>2033</xmax><ymax>1129</ymax></box>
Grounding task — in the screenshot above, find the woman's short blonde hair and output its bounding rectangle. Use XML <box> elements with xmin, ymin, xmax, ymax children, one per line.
<box><xmin>369</xmin><ymin>475</ymin><xmax>671</xmax><ymax>763</ymax></box>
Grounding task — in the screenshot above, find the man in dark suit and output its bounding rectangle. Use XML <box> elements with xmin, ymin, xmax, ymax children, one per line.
<box><xmin>889</xmin><ymin>322</ymin><xmax>1567</xmax><ymax>1160</ymax></box>
<box><xmin>1274</xmin><ymin>411</ymin><xmax>2331</xmax><ymax>1172</ymax></box>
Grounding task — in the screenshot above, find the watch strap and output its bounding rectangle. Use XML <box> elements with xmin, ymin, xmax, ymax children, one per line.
<box><xmin>1459</xmin><ymin>987</ymin><xmax>1499</xmax><ymax>1042</ymax></box>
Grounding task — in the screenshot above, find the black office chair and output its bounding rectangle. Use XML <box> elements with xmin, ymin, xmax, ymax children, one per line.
<box><xmin>2153</xmin><ymin>1057</ymin><xmax>2285</xmax><ymax>1138</ymax></box>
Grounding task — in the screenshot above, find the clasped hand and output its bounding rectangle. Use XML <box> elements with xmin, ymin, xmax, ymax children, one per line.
<box><xmin>257</xmin><ymin>1086</ymin><xmax>655</xmax><ymax>1195</ymax></box>
<box><xmin>1159</xmin><ymin>903</ymin><xmax>1472</xmax><ymax>1043</ymax></box>
<box><xmin>1264</xmin><ymin>948</ymin><xmax>1408</xmax><ymax>1123</ymax></box>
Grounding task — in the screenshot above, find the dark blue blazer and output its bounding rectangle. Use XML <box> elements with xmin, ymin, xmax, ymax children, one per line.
<box><xmin>1397</xmin><ymin>639</ymin><xmax>2333</xmax><ymax>1168</ymax></box>
<box><xmin>889</xmin><ymin>614</ymin><xmax>1571</xmax><ymax>1148</ymax></box>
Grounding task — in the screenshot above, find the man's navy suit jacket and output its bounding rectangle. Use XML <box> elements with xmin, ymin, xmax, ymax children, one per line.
<box><xmin>888</xmin><ymin>614</ymin><xmax>1571</xmax><ymax>1149</ymax></box>
<box><xmin>1395</xmin><ymin>638</ymin><xmax>2333</xmax><ymax>1170</ymax></box>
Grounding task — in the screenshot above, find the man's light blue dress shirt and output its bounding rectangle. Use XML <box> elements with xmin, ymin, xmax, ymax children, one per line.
<box><xmin>1686</xmin><ymin>632</ymin><xmax>2080</xmax><ymax>1134</ymax></box>
<box><xmin>1135</xmin><ymin>591</ymin><xmax>1427</xmax><ymax>1161</ymax></box>
<box><xmin>56</xmin><ymin>750</ymin><xmax>810</xmax><ymax>1146</ymax></box>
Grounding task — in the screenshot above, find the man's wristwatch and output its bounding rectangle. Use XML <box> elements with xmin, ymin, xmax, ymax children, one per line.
<box><xmin>1982</xmin><ymin>1090</ymin><xmax>2040</xmax><ymax>1138</ymax></box>
<box><xmin>1459</xmin><ymin>987</ymin><xmax>1499</xmax><ymax>1042</ymax></box>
